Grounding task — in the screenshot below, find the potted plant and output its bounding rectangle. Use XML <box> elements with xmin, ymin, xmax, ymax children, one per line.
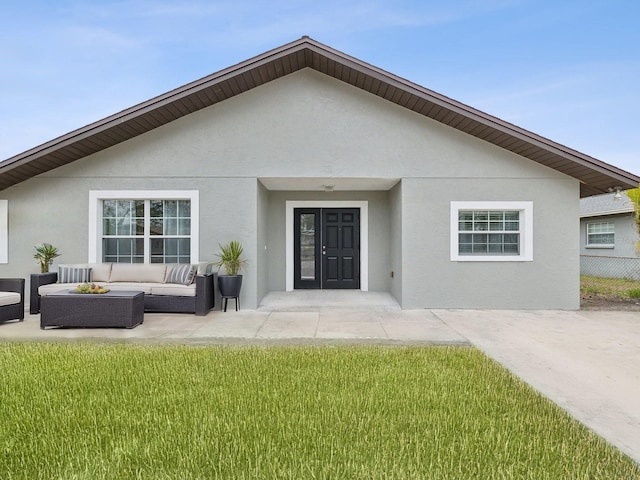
<box><xmin>214</xmin><ymin>240</ymin><xmax>247</xmax><ymax>300</ymax></box>
<box><xmin>33</xmin><ymin>243</ymin><xmax>61</xmax><ymax>273</ymax></box>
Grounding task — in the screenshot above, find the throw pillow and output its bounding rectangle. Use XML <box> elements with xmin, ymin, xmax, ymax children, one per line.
<box><xmin>59</xmin><ymin>266</ymin><xmax>93</xmax><ymax>284</ymax></box>
<box><xmin>165</xmin><ymin>264</ymin><xmax>196</xmax><ymax>285</ymax></box>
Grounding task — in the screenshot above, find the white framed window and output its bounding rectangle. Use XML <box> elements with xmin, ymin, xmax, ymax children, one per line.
<box><xmin>586</xmin><ymin>222</ymin><xmax>614</xmax><ymax>248</ymax></box>
<box><xmin>450</xmin><ymin>201</ymin><xmax>533</xmax><ymax>261</ymax></box>
<box><xmin>89</xmin><ymin>191</ymin><xmax>199</xmax><ymax>264</ymax></box>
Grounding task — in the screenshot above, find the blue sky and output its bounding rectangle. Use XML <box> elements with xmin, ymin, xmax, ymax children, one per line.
<box><xmin>1</xmin><ymin>0</ymin><xmax>639</xmax><ymax>175</ymax></box>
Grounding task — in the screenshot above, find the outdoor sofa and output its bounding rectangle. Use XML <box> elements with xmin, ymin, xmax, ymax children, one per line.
<box><xmin>31</xmin><ymin>263</ymin><xmax>215</xmax><ymax>316</ymax></box>
<box><xmin>0</xmin><ymin>278</ymin><xmax>25</xmax><ymax>323</ymax></box>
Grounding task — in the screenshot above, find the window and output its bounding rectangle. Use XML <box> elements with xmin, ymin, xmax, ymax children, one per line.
<box><xmin>450</xmin><ymin>201</ymin><xmax>533</xmax><ymax>261</ymax></box>
<box><xmin>89</xmin><ymin>191</ymin><xmax>199</xmax><ymax>264</ymax></box>
<box><xmin>586</xmin><ymin>222</ymin><xmax>614</xmax><ymax>248</ymax></box>
<box><xmin>102</xmin><ymin>199</ymin><xmax>191</xmax><ymax>263</ymax></box>
<box><xmin>458</xmin><ymin>210</ymin><xmax>520</xmax><ymax>255</ymax></box>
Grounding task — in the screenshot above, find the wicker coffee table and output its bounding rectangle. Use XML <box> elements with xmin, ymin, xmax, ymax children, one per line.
<box><xmin>40</xmin><ymin>290</ymin><xmax>144</xmax><ymax>329</ymax></box>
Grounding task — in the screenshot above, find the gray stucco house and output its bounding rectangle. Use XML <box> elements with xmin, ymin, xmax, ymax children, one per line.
<box><xmin>1</xmin><ymin>37</ymin><xmax>639</xmax><ymax>310</ymax></box>
<box><xmin>580</xmin><ymin>191</ymin><xmax>640</xmax><ymax>280</ymax></box>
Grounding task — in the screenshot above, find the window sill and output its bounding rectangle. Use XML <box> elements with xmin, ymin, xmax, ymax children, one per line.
<box><xmin>452</xmin><ymin>256</ymin><xmax>531</xmax><ymax>262</ymax></box>
<box><xmin>585</xmin><ymin>245</ymin><xmax>614</xmax><ymax>249</ymax></box>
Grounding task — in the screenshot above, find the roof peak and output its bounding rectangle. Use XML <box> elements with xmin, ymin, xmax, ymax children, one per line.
<box><xmin>1</xmin><ymin>37</ymin><xmax>638</xmax><ymax>195</ymax></box>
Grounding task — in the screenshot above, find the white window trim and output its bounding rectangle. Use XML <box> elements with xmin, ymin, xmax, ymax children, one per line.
<box><xmin>585</xmin><ymin>222</ymin><xmax>615</xmax><ymax>249</ymax></box>
<box><xmin>450</xmin><ymin>201</ymin><xmax>533</xmax><ymax>262</ymax></box>
<box><xmin>0</xmin><ymin>200</ymin><xmax>7</xmax><ymax>264</ymax></box>
<box><xmin>286</xmin><ymin>201</ymin><xmax>368</xmax><ymax>291</ymax></box>
<box><xmin>89</xmin><ymin>190</ymin><xmax>199</xmax><ymax>263</ymax></box>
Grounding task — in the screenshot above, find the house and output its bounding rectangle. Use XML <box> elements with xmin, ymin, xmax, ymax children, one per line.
<box><xmin>1</xmin><ymin>36</ymin><xmax>639</xmax><ymax>310</ymax></box>
<box><xmin>580</xmin><ymin>191</ymin><xmax>640</xmax><ymax>280</ymax></box>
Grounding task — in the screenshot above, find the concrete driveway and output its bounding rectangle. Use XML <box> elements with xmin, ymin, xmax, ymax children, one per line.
<box><xmin>433</xmin><ymin>309</ymin><xmax>640</xmax><ymax>464</ymax></box>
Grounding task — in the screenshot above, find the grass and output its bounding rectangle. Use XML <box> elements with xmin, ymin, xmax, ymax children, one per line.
<box><xmin>1</xmin><ymin>344</ymin><xmax>638</xmax><ymax>479</ymax></box>
<box><xmin>581</xmin><ymin>274</ymin><xmax>640</xmax><ymax>298</ymax></box>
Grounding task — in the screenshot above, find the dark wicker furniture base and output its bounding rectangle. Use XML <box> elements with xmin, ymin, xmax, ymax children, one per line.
<box><xmin>41</xmin><ymin>290</ymin><xmax>144</xmax><ymax>329</ymax></box>
<box><xmin>0</xmin><ymin>278</ymin><xmax>25</xmax><ymax>323</ymax></box>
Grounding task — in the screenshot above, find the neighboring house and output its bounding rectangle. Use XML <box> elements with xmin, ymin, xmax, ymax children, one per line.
<box><xmin>580</xmin><ymin>191</ymin><xmax>640</xmax><ymax>280</ymax></box>
<box><xmin>0</xmin><ymin>37</ymin><xmax>639</xmax><ymax>310</ymax></box>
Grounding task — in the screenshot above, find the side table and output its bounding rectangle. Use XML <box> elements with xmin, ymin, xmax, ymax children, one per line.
<box><xmin>30</xmin><ymin>272</ymin><xmax>58</xmax><ymax>314</ymax></box>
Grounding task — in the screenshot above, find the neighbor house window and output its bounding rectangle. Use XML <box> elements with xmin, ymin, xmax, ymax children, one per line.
<box><xmin>89</xmin><ymin>191</ymin><xmax>199</xmax><ymax>264</ymax></box>
<box><xmin>450</xmin><ymin>201</ymin><xmax>533</xmax><ymax>261</ymax></box>
<box><xmin>586</xmin><ymin>222</ymin><xmax>614</xmax><ymax>247</ymax></box>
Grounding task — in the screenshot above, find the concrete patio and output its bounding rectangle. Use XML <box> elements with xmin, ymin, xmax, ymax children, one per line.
<box><xmin>0</xmin><ymin>291</ymin><xmax>467</xmax><ymax>345</ymax></box>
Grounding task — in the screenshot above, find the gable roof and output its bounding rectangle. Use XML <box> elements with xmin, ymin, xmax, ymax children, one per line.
<box><xmin>1</xmin><ymin>36</ymin><xmax>638</xmax><ymax>196</ymax></box>
<box><xmin>580</xmin><ymin>191</ymin><xmax>635</xmax><ymax>218</ymax></box>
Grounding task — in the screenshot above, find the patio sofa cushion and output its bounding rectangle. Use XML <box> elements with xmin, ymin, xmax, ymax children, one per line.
<box><xmin>150</xmin><ymin>284</ymin><xmax>197</xmax><ymax>297</ymax></box>
<box><xmin>58</xmin><ymin>266</ymin><xmax>92</xmax><ymax>284</ymax></box>
<box><xmin>38</xmin><ymin>283</ymin><xmax>103</xmax><ymax>295</ymax></box>
<box><xmin>89</xmin><ymin>263</ymin><xmax>112</xmax><ymax>282</ymax></box>
<box><xmin>55</xmin><ymin>263</ymin><xmax>112</xmax><ymax>282</ymax></box>
<box><xmin>109</xmin><ymin>263</ymin><xmax>167</xmax><ymax>283</ymax></box>
<box><xmin>0</xmin><ymin>291</ymin><xmax>21</xmax><ymax>307</ymax></box>
<box><xmin>86</xmin><ymin>283</ymin><xmax>156</xmax><ymax>295</ymax></box>
<box><xmin>165</xmin><ymin>264</ymin><xmax>197</xmax><ymax>285</ymax></box>
<box><xmin>39</xmin><ymin>282</ymin><xmax>197</xmax><ymax>297</ymax></box>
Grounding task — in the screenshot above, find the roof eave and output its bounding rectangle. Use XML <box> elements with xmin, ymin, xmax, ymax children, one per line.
<box><xmin>580</xmin><ymin>208</ymin><xmax>635</xmax><ymax>218</ymax></box>
<box><xmin>1</xmin><ymin>36</ymin><xmax>638</xmax><ymax>196</ymax></box>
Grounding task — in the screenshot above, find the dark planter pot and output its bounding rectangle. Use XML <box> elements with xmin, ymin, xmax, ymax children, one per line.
<box><xmin>218</xmin><ymin>275</ymin><xmax>243</xmax><ymax>298</ymax></box>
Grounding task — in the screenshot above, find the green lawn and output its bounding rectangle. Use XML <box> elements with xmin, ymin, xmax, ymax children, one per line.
<box><xmin>0</xmin><ymin>344</ymin><xmax>637</xmax><ymax>479</ymax></box>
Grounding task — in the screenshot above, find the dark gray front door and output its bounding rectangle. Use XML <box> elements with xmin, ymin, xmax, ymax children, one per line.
<box><xmin>294</xmin><ymin>208</ymin><xmax>360</xmax><ymax>289</ymax></box>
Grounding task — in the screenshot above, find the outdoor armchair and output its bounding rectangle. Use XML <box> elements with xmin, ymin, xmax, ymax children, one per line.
<box><xmin>0</xmin><ymin>278</ymin><xmax>25</xmax><ymax>323</ymax></box>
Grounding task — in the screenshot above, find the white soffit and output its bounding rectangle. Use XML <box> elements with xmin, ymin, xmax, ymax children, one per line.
<box><xmin>259</xmin><ymin>177</ymin><xmax>400</xmax><ymax>191</ymax></box>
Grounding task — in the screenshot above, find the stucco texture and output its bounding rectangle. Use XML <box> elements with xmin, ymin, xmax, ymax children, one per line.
<box><xmin>1</xmin><ymin>68</ymin><xmax>579</xmax><ymax>309</ymax></box>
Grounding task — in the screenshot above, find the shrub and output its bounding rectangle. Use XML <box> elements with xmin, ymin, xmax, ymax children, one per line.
<box><xmin>626</xmin><ymin>288</ymin><xmax>640</xmax><ymax>299</ymax></box>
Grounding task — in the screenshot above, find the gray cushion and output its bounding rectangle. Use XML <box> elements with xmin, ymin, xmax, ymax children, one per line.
<box><xmin>58</xmin><ymin>266</ymin><xmax>92</xmax><ymax>284</ymax></box>
<box><xmin>110</xmin><ymin>263</ymin><xmax>166</xmax><ymax>283</ymax></box>
<box><xmin>151</xmin><ymin>284</ymin><xmax>197</xmax><ymax>297</ymax></box>
<box><xmin>56</xmin><ymin>264</ymin><xmax>112</xmax><ymax>282</ymax></box>
<box><xmin>165</xmin><ymin>264</ymin><xmax>197</xmax><ymax>285</ymax></box>
<box><xmin>0</xmin><ymin>292</ymin><xmax>20</xmax><ymax>306</ymax></box>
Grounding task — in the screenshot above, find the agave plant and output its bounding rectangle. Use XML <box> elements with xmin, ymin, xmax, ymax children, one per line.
<box><xmin>33</xmin><ymin>243</ymin><xmax>61</xmax><ymax>273</ymax></box>
<box><xmin>214</xmin><ymin>240</ymin><xmax>247</xmax><ymax>276</ymax></box>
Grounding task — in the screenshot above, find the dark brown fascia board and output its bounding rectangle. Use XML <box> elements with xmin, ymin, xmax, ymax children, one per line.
<box><xmin>2</xmin><ymin>36</ymin><xmax>639</xmax><ymax>191</ymax></box>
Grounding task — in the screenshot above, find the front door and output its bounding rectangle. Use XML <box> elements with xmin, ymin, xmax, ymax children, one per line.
<box><xmin>294</xmin><ymin>208</ymin><xmax>360</xmax><ymax>289</ymax></box>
